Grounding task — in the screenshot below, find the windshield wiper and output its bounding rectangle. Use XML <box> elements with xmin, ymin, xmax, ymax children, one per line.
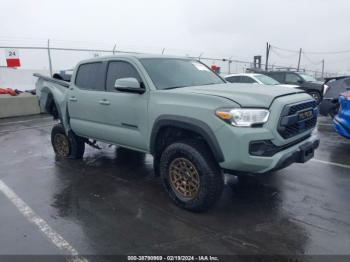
<box><xmin>200</xmin><ymin>82</ymin><xmax>221</xmax><ymax>86</ymax></box>
<box><xmin>162</xmin><ymin>85</ymin><xmax>189</xmax><ymax>90</ymax></box>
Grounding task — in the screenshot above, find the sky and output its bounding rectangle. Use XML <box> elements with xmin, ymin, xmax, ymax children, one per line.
<box><xmin>0</xmin><ymin>0</ymin><xmax>349</xmax><ymax>74</ymax></box>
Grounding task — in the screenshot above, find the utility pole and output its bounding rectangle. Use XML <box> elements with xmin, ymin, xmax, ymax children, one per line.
<box><xmin>228</xmin><ymin>56</ymin><xmax>233</xmax><ymax>74</ymax></box>
<box><xmin>265</xmin><ymin>42</ymin><xmax>270</xmax><ymax>71</ymax></box>
<box><xmin>297</xmin><ymin>48</ymin><xmax>302</xmax><ymax>71</ymax></box>
<box><xmin>321</xmin><ymin>59</ymin><xmax>325</xmax><ymax>78</ymax></box>
<box><xmin>112</xmin><ymin>44</ymin><xmax>117</xmax><ymax>55</ymax></box>
<box><xmin>47</xmin><ymin>39</ymin><xmax>53</xmax><ymax>77</ymax></box>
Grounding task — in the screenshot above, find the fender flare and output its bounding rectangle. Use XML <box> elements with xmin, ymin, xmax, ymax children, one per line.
<box><xmin>150</xmin><ymin>115</ymin><xmax>225</xmax><ymax>163</ymax></box>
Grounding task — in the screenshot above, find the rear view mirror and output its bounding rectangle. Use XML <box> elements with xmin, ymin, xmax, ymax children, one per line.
<box><xmin>114</xmin><ymin>78</ymin><xmax>145</xmax><ymax>94</ymax></box>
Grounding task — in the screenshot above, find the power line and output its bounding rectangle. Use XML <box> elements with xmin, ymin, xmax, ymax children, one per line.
<box><xmin>302</xmin><ymin>53</ymin><xmax>323</xmax><ymax>65</ymax></box>
<box><xmin>271</xmin><ymin>44</ymin><xmax>350</xmax><ymax>55</ymax></box>
<box><xmin>270</xmin><ymin>48</ymin><xmax>298</xmax><ymax>59</ymax></box>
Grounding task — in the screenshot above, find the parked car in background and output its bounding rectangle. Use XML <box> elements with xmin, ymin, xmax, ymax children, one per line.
<box><xmin>319</xmin><ymin>76</ymin><xmax>350</xmax><ymax>118</ymax></box>
<box><xmin>333</xmin><ymin>92</ymin><xmax>350</xmax><ymax>139</ymax></box>
<box><xmin>224</xmin><ymin>73</ymin><xmax>299</xmax><ymax>88</ymax></box>
<box><xmin>260</xmin><ymin>71</ymin><xmax>324</xmax><ymax>104</ymax></box>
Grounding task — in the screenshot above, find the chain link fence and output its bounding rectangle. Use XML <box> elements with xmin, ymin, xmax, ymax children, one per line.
<box><xmin>0</xmin><ymin>41</ymin><xmax>336</xmax><ymax>91</ymax></box>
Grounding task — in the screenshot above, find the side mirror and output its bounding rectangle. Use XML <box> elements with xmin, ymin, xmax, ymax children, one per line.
<box><xmin>297</xmin><ymin>79</ymin><xmax>304</xmax><ymax>84</ymax></box>
<box><xmin>114</xmin><ymin>78</ymin><xmax>145</xmax><ymax>94</ymax></box>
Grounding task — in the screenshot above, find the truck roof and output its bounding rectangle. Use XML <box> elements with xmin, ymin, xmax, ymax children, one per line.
<box><xmin>79</xmin><ymin>53</ymin><xmax>192</xmax><ymax>64</ymax></box>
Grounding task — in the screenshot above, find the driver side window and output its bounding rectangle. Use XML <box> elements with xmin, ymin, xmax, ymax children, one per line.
<box><xmin>106</xmin><ymin>61</ymin><xmax>142</xmax><ymax>92</ymax></box>
<box><xmin>240</xmin><ymin>76</ymin><xmax>257</xmax><ymax>83</ymax></box>
<box><xmin>285</xmin><ymin>73</ymin><xmax>301</xmax><ymax>84</ymax></box>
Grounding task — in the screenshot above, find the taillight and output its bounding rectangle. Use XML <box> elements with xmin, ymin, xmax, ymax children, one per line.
<box><xmin>323</xmin><ymin>84</ymin><xmax>329</xmax><ymax>95</ymax></box>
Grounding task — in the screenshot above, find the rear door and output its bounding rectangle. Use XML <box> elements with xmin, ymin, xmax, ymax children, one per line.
<box><xmin>68</xmin><ymin>62</ymin><xmax>108</xmax><ymax>140</ymax></box>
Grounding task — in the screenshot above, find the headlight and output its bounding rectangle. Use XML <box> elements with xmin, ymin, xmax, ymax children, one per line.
<box><xmin>215</xmin><ymin>108</ymin><xmax>270</xmax><ymax>127</ymax></box>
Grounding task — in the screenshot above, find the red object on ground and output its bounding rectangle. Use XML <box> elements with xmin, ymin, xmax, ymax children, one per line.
<box><xmin>6</xmin><ymin>88</ymin><xmax>17</xmax><ymax>96</ymax></box>
<box><xmin>6</xmin><ymin>58</ymin><xmax>21</xmax><ymax>67</ymax></box>
<box><xmin>0</xmin><ymin>88</ymin><xmax>17</xmax><ymax>96</ymax></box>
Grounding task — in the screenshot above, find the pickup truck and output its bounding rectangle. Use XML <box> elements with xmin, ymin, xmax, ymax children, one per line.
<box><xmin>35</xmin><ymin>54</ymin><xmax>319</xmax><ymax>211</ymax></box>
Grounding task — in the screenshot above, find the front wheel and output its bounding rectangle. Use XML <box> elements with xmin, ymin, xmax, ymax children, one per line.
<box><xmin>159</xmin><ymin>140</ymin><xmax>224</xmax><ymax>212</ymax></box>
<box><xmin>309</xmin><ymin>91</ymin><xmax>322</xmax><ymax>104</ymax></box>
<box><xmin>51</xmin><ymin>124</ymin><xmax>85</xmax><ymax>159</ymax></box>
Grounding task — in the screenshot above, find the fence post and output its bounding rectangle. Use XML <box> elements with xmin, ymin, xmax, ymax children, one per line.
<box><xmin>47</xmin><ymin>39</ymin><xmax>53</xmax><ymax>76</ymax></box>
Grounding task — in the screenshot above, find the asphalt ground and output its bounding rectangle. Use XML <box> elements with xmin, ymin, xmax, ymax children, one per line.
<box><xmin>0</xmin><ymin>114</ymin><xmax>349</xmax><ymax>261</ymax></box>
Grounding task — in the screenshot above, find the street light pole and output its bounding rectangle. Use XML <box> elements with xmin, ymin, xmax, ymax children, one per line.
<box><xmin>47</xmin><ymin>39</ymin><xmax>53</xmax><ymax>77</ymax></box>
<box><xmin>297</xmin><ymin>48</ymin><xmax>302</xmax><ymax>71</ymax></box>
<box><xmin>321</xmin><ymin>59</ymin><xmax>325</xmax><ymax>78</ymax></box>
<box><xmin>265</xmin><ymin>42</ymin><xmax>270</xmax><ymax>71</ymax></box>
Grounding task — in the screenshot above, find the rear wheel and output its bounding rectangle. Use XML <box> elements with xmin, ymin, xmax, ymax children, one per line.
<box><xmin>51</xmin><ymin>124</ymin><xmax>85</xmax><ymax>159</ymax></box>
<box><xmin>159</xmin><ymin>140</ymin><xmax>224</xmax><ymax>212</ymax></box>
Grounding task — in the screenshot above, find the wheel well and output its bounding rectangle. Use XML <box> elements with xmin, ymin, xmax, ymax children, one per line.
<box><xmin>153</xmin><ymin>126</ymin><xmax>211</xmax><ymax>159</ymax></box>
<box><xmin>45</xmin><ymin>93</ymin><xmax>59</xmax><ymax>120</ymax></box>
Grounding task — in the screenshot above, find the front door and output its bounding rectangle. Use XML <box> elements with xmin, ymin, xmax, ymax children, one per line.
<box><xmin>96</xmin><ymin>60</ymin><xmax>149</xmax><ymax>151</ymax></box>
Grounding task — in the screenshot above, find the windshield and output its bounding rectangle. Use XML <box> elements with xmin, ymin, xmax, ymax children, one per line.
<box><xmin>299</xmin><ymin>73</ymin><xmax>317</xmax><ymax>82</ymax></box>
<box><xmin>254</xmin><ymin>74</ymin><xmax>280</xmax><ymax>85</ymax></box>
<box><xmin>139</xmin><ymin>58</ymin><xmax>225</xmax><ymax>90</ymax></box>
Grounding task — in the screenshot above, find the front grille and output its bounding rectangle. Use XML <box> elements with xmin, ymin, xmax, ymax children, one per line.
<box><xmin>278</xmin><ymin>100</ymin><xmax>318</xmax><ymax>139</ymax></box>
<box><xmin>288</xmin><ymin>100</ymin><xmax>317</xmax><ymax>115</ymax></box>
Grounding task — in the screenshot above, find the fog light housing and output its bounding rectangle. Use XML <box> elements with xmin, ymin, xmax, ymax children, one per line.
<box><xmin>249</xmin><ymin>140</ymin><xmax>277</xmax><ymax>157</ymax></box>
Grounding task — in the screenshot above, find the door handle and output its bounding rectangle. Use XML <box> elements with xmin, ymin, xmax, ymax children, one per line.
<box><xmin>99</xmin><ymin>99</ymin><xmax>110</xmax><ymax>105</ymax></box>
<box><xmin>69</xmin><ymin>97</ymin><xmax>77</xmax><ymax>102</ymax></box>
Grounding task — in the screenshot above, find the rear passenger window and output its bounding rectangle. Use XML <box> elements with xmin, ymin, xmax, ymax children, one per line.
<box><xmin>75</xmin><ymin>62</ymin><xmax>104</xmax><ymax>91</ymax></box>
<box><xmin>240</xmin><ymin>76</ymin><xmax>256</xmax><ymax>83</ymax></box>
<box><xmin>225</xmin><ymin>76</ymin><xmax>240</xmax><ymax>83</ymax></box>
<box><xmin>106</xmin><ymin>61</ymin><xmax>142</xmax><ymax>91</ymax></box>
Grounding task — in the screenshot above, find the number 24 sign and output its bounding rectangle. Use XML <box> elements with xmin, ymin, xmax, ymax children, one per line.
<box><xmin>5</xmin><ymin>49</ymin><xmax>21</xmax><ymax>67</ymax></box>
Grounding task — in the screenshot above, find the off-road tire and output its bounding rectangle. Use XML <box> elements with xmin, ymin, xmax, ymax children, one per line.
<box><xmin>309</xmin><ymin>91</ymin><xmax>322</xmax><ymax>104</ymax></box>
<box><xmin>159</xmin><ymin>139</ymin><xmax>224</xmax><ymax>212</ymax></box>
<box><xmin>51</xmin><ymin>123</ymin><xmax>85</xmax><ymax>159</ymax></box>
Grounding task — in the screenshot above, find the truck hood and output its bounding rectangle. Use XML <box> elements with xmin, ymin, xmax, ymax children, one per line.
<box><xmin>171</xmin><ymin>83</ymin><xmax>304</xmax><ymax>108</ymax></box>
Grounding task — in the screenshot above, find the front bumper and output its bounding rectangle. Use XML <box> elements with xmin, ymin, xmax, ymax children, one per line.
<box><xmin>215</xmin><ymin>119</ymin><xmax>319</xmax><ymax>174</ymax></box>
<box><xmin>270</xmin><ymin>138</ymin><xmax>319</xmax><ymax>172</ymax></box>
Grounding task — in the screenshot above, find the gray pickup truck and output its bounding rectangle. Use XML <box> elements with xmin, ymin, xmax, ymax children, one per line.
<box><xmin>35</xmin><ymin>54</ymin><xmax>319</xmax><ymax>211</ymax></box>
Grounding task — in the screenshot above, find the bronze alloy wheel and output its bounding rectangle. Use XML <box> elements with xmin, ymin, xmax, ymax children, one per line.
<box><xmin>54</xmin><ymin>133</ymin><xmax>70</xmax><ymax>157</ymax></box>
<box><xmin>169</xmin><ymin>157</ymin><xmax>200</xmax><ymax>200</ymax></box>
